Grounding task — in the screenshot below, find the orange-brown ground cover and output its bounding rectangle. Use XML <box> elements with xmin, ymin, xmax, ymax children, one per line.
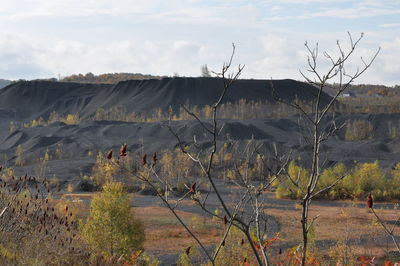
<box><xmin>61</xmin><ymin>192</ymin><xmax>400</xmax><ymax>263</ymax></box>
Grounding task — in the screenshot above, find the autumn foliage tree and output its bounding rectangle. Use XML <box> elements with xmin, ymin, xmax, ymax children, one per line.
<box><xmin>61</xmin><ymin>72</ymin><xmax>162</xmax><ymax>84</ymax></box>
<box><xmin>81</xmin><ymin>182</ymin><xmax>145</xmax><ymax>260</ymax></box>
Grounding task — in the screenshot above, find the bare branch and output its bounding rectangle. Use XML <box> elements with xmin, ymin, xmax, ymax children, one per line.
<box><xmin>371</xmin><ymin>208</ymin><xmax>400</xmax><ymax>252</ymax></box>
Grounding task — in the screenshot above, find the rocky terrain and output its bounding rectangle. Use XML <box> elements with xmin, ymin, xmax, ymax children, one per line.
<box><xmin>0</xmin><ymin>77</ymin><xmax>397</xmax><ymax>187</ymax></box>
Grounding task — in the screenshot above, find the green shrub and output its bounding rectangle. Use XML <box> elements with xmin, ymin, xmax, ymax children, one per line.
<box><xmin>317</xmin><ymin>163</ymin><xmax>348</xmax><ymax>199</ymax></box>
<box><xmin>275</xmin><ymin>161</ymin><xmax>400</xmax><ymax>201</ymax></box>
<box><xmin>348</xmin><ymin>161</ymin><xmax>385</xmax><ymax>198</ymax></box>
<box><xmin>81</xmin><ymin>182</ymin><xmax>145</xmax><ymax>260</ymax></box>
<box><xmin>275</xmin><ymin>161</ymin><xmax>309</xmax><ymax>199</ymax></box>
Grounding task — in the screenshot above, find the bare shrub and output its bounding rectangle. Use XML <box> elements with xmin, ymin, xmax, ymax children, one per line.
<box><xmin>0</xmin><ymin>170</ymin><xmax>86</xmax><ymax>264</ymax></box>
<box><xmin>273</xmin><ymin>32</ymin><xmax>379</xmax><ymax>265</ymax></box>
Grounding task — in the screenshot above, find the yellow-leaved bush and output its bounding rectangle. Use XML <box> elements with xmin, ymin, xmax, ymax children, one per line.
<box><xmin>275</xmin><ymin>161</ymin><xmax>309</xmax><ymax>199</ymax></box>
<box><xmin>275</xmin><ymin>160</ymin><xmax>400</xmax><ymax>200</ymax></box>
<box><xmin>81</xmin><ymin>182</ymin><xmax>145</xmax><ymax>260</ymax></box>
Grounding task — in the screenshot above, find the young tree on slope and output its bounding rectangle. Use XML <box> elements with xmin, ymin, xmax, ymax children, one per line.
<box><xmin>81</xmin><ymin>181</ymin><xmax>145</xmax><ymax>261</ymax></box>
<box><xmin>272</xmin><ymin>32</ymin><xmax>380</xmax><ymax>265</ymax></box>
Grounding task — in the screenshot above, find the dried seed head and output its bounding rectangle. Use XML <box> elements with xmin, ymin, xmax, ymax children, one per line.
<box><xmin>185</xmin><ymin>246</ymin><xmax>191</xmax><ymax>255</ymax></box>
<box><xmin>224</xmin><ymin>215</ymin><xmax>228</xmax><ymax>225</ymax></box>
<box><xmin>152</xmin><ymin>152</ymin><xmax>157</xmax><ymax>164</ymax></box>
<box><xmin>119</xmin><ymin>144</ymin><xmax>127</xmax><ymax>157</ymax></box>
<box><xmin>106</xmin><ymin>150</ymin><xmax>113</xmax><ymax>160</ymax></box>
<box><xmin>367</xmin><ymin>193</ymin><xmax>373</xmax><ymax>208</ymax></box>
<box><xmin>141</xmin><ymin>154</ymin><xmax>147</xmax><ymax>166</ymax></box>
<box><xmin>189</xmin><ymin>183</ymin><xmax>196</xmax><ymax>193</ymax></box>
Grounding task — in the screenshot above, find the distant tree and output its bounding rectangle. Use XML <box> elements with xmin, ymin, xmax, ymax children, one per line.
<box><xmin>377</xmin><ymin>88</ymin><xmax>389</xmax><ymax>96</ymax></box>
<box><xmin>15</xmin><ymin>144</ymin><xmax>25</xmax><ymax>166</ymax></box>
<box><xmin>81</xmin><ymin>182</ymin><xmax>145</xmax><ymax>260</ymax></box>
<box><xmin>84</xmin><ymin>72</ymin><xmax>95</xmax><ymax>82</ymax></box>
<box><xmin>9</xmin><ymin>121</ymin><xmax>17</xmax><ymax>133</ymax></box>
<box><xmin>201</xmin><ymin>64</ymin><xmax>211</xmax><ymax>77</ymax></box>
<box><xmin>61</xmin><ymin>72</ymin><xmax>163</xmax><ymax>84</ymax></box>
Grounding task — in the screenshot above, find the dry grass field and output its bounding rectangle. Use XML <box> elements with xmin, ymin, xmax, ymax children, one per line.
<box><xmin>59</xmin><ymin>191</ymin><xmax>400</xmax><ymax>264</ymax></box>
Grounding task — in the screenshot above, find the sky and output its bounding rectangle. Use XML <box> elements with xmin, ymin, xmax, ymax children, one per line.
<box><xmin>0</xmin><ymin>0</ymin><xmax>399</xmax><ymax>85</ymax></box>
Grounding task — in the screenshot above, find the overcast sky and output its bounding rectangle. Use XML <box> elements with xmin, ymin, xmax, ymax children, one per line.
<box><xmin>0</xmin><ymin>0</ymin><xmax>399</xmax><ymax>85</ymax></box>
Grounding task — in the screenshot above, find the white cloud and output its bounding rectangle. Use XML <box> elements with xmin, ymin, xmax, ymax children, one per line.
<box><xmin>380</xmin><ymin>37</ymin><xmax>400</xmax><ymax>74</ymax></box>
<box><xmin>0</xmin><ymin>1</ymin><xmax>398</xmax><ymax>85</ymax></box>
<box><xmin>240</xmin><ymin>31</ymin><xmax>400</xmax><ymax>85</ymax></box>
<box><xmin>0</xmin><ymin>0</ymin><xmax>165</xmax><ymax>18</ymax></box>
<box><xmin>0</xmin><ymin>34</ymin><xmax>218</xmax><ymax>78</ymax></box>
<box><xmin>263</xmin><ymin>0</ymin><xmax>346</xmax><ymax>3</ymax></box>
<box><xmin>247</xmin><ymin>34</ymin><xmax>304</xmax><ymax>80</ymax></box>
<box><xmin>0</xmin><ymin>35</ymin><xmax>46</xmax><ymax>78</ymax></box>
<box><xmin>270</xmin><ymin>5</ymin><xmax>281</xmax><ymax>12</ymax></box>
<box><xmin>380</xmin><ymin>23</ymin><xmax>400</xmax><ymax>28</ymax></box>
<box><xmin>0</xmin><ymin>30</ymin><xmax>398</xmax><ymax>85</ymax></box>
<box><xmin>313</xmin><ymin>6</ymin><xmax>400</xmax><ymax>19</ymax></box>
